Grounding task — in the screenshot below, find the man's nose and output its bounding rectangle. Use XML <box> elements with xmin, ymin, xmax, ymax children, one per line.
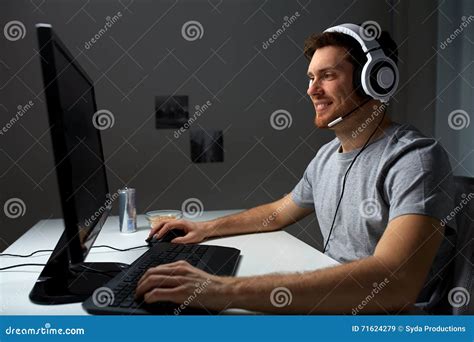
<box><xmin>307</xmin><ymin>79</ymin><xmax>323</xmax><ymax>97</ymax></box>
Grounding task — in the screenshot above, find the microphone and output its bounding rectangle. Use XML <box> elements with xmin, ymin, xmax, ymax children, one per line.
<box><xmin>326</xmin><ymin>98</ymin><xmax>372</xmax><ymax>128</ymax></box>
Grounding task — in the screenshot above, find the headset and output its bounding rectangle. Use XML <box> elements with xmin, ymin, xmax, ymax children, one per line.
<box><xmin>317</xmin><ymin>23</ymin><xmax>399</xmax><ymax>253</ymax></box>
<box><xmin>324</xmin><ymin>23</ymin><xmax>399</xmax><ymax>104</ymax></box>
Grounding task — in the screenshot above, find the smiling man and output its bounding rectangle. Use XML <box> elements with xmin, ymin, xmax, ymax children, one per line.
<box><xmin>136</xmin><ymin>24</ymin><xmax>456</xmax><ymax>314</ymax></box>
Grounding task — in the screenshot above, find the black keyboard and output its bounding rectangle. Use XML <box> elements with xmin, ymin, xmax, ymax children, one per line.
<box><xmin>82</xmin><ymin>242</ymin><xmax>240</xmax><ymax>315</ymax></box>
<box><xmin>109</xmin><ymin>244</ymin><xmax>208</xmax><ymax>309</ymax></box>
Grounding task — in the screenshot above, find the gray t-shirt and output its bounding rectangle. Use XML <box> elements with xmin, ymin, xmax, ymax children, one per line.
<box><xmin>291</xmin><ymin>122</ymin><xmax>456</xmax><ymax>302</ymax></box>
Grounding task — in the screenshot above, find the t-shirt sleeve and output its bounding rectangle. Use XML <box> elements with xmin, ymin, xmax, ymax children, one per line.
<box><xmin>383</xmin><ymin>139</ymin><xmax>457</xmax><ymax>231</ymax></box>
<box><xmin>291</xmin><ymin>157</ymin><xmax>317</xmax><ymax>208</ymax></box>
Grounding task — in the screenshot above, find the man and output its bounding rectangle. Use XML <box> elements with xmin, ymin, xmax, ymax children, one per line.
<box><xmin>135</xmin><ymin>25</ymin><xmax>456</xmax><ymax>314</ymax></box>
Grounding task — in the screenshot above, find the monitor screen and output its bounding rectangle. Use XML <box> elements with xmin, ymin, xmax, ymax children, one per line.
<box><xmin>47</xmin><ymin>27</ymin><xmax>110</xmax><ymax>259</ymax></box>
<box><xmin>30</xmin><ymin>24</ymin><xmax>122</xmax><ymax>305</ymax></box>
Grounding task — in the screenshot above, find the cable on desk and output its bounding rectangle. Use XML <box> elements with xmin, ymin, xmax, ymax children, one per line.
<box><xmin>0</xmin><ymin>249</ymin><xmax>53</xmax><ymax>258</ymax></box>
<box><xmin>0</xmin><ymin>244</ymin><xmax>148</xmax><ymax>258</ymax></box>
<box><xmin>0</xmin><ymin>263</ymin><xmax>46</xmax><ymax>271</ymax></box>
<box><xmin>93</xmin><ymin>244</ymin><xmax>148</xmax><ymax>252</ymax></box>
<box><xmin>0</xmin><ymin>244</ymin><xmax>149</xmax><ymax>271</ymax></box>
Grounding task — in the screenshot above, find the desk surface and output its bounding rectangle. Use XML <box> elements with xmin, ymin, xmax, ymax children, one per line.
<box><xmin>0</xmin><ymin>210</ymin><xmax>339</xmax><ymax>315</ymax></box>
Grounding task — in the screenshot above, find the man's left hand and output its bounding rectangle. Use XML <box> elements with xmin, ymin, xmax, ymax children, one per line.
<box><xmin>135</xmin><ymin>260</ymin><xmax>234</xmax><ymax>311</ymax></box>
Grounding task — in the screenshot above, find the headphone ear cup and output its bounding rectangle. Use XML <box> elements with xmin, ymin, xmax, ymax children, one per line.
<box><xmin>368</xmin><ymin>61</ymin><xmax>396</xmax><ymax>96</ymax></box>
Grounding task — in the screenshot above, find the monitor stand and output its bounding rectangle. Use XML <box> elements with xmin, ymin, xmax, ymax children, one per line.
<box><xmin>30</xmin><ymin>233</ymin><xmax>129</xmax><ymax>305</ymax></box>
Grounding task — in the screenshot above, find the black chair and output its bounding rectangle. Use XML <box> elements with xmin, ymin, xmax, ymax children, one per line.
<box><xmin>421</xmin><ymin>176</ymin><xmax>474</xmax><ymax>314</ymax></box>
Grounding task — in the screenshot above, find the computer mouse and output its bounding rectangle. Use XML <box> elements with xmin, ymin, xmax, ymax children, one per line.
<box><xmin>146</xmin><ymin>229</ymin><xmax>186</xmax><ymax>245</ymax></box>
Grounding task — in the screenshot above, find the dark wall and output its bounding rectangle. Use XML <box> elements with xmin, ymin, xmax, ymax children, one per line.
<box><xmin>1</xmin><ymin>0</ymin><xmax>438</xmax><ymax>251</ymax></box>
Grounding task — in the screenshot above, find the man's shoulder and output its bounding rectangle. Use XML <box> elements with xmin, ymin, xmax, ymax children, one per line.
<box><xmin>381</xmin><ymin>123</ymin><xmax>451</xmax><ymax>175</ymax></box>
<box><xmin>384</xmin><ymin>123</ymin><xmax>448</xmax><ymax>161</ymax></box>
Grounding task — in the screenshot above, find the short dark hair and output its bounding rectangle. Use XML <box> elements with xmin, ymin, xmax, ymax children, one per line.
<box><xmin>303</xmin><ymin>29</ymin><xmax>399</xmax><ymax>70</ymax></box>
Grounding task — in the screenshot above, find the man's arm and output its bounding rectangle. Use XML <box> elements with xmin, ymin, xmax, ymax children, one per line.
<box><xmin>202</xmin><ymin>194</ymin><xmax>314</xmax><ymax>237</ymax></box>
<box><xmin>137</xmin><ymin>214</ymin><xmax>444</xmax><ymax>313</ymax></box>
<box><xmin>222</xmin><ymin>214</ymin><xmax>445</xmax><ymax>313</ymax></box>
<box><xmin>149</xmin><ymin>194</ymin><xmax>314</xmax><ymax>243</ymax></box>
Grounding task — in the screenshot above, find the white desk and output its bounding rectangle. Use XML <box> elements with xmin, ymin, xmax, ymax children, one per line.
<box><xmin>0</xmin><ymin>210</ymin><xmax>339</xmax><ymax>315</ymax></box>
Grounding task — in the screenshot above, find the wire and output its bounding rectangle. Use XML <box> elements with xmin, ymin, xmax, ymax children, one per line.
<box><xmin>93</xmin><ymin>244</ymin><xmax>148</xmax><ymax>252</ymax></box>
<box><xmin>0</xmin><ymin>249</ymin><xmax>53</xmax><ymax>258</ymax></box>
<box><xmin>0</xmin><ymin>244</ymin><xmax>148</xmax><ymax>271</ymax></box>
<box><xmin>323</xmin><ymin>108</ymin><xmax>387</xmax><ymax>253</ymax></box>
<box><xmin>0</xmin><ymin>263</ymin><xmax>46</xmax><ymax>271</ymax></box>
<box><xmin>0</xmin><ymin>244</ymin><xmax>148</xmax><ymax>258</ymax></box>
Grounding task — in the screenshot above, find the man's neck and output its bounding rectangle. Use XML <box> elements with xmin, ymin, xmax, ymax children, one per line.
<box><xmin>334</xmin><ymin>102</ymin><xmax>392</xmax><ymax>153</ymax></box>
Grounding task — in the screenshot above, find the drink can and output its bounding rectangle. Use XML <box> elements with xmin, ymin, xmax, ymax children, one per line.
<box><xmin>118</xmin><ymin>187</ymin><xmax>137</xmax><ymax>233</ymax></box>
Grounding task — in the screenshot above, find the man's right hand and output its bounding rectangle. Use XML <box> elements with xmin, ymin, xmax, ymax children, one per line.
<box><xmin>147</xmin><ymin>219</ymin><xmax>208</xmax><ymax>244</ymax></box>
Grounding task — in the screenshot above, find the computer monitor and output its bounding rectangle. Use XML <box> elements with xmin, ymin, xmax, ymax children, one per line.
<box><xmin>30</xmin><ymin>24</ymin><xmax>127</xmax><ymax>305</ymax></box>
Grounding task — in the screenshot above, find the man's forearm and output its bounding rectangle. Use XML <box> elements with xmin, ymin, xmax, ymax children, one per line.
<box><xmin>220</xmin><ymin>256</ymin><xmax>418</xmax><ymax>314</ymax></box>
<box><xmin>202</xmin><ymin>203</ymin><xmax>283</xmax><ymax>238</ymax></box>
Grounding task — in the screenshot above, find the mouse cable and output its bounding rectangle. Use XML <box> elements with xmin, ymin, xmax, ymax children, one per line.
<box><xmin>0</xmin><ymin>244</ymin><xmax>148</xmax><ymax>271</ymax></box>
<box><xmin>0</xmin><ymin>263</ymin><xmax>47</xmax><ymax>271</ymax></box>
<box><xmin>0</xmin><ymin>244</ymin><xmax>148</xmax><ymax>258</ymax></box>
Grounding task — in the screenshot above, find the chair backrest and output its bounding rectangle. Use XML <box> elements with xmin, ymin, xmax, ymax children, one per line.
<box><xmin>427</xmin><ymin>176</ymin><xmax>474</xmax><ymax>314</ymax></box>
<box><xmin>448</xmin><ymin>176</ymin><xmax>474</xmax><ymax>314</ymax></box>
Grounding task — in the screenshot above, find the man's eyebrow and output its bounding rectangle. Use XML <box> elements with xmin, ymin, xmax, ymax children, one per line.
<box><xmin>307</xmin><ymin>65</ymin><xmax>344</xmax><ymax>76</ymax></box>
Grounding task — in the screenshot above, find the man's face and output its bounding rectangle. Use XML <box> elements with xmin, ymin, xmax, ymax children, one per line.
<box><xmin>307</xmin><ymin>45</ymin><xmax>364</xmax><ymax>128</ymax></box>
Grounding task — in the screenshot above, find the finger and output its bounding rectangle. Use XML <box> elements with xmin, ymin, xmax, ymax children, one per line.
<box><xmin>135</xmin><ymin>275</ymin><xmax>188</xmax><ymax>299</ymax></box>
<box><xmin>137</xmin><ymin>263</ymin><xmax>176</xmax><ymax>286</ymax></box>
<box><xmin>137</xmin><ymin>261</ymin><xmax>191</xmax><ymax>287</ymax></box>
<box><xmin>148</xmin><ymin>220</ymin><xmax>169</xmax><ymax>238</ymax></box>
<box><xmin>156</xmin><ymin>221</ymin><xmax>187</xmax><ymax>239</ymax></box>
<box><xmin>170</xmin><ymin>236</ymin><xmax>189</xmax><ymax>244</ymax></box>
<box><xmin>144</xmin><ymin>285</ymin><xmax>187</xmax><ymax>304</ymax></box>
<box><xmin>162</xmin><ymin>219</ymin><xmax>189</xmax><ymax>232</ymax></box>
<box><xmin>171</xmin><ymin>232</ymin><xmax>198</xmax><ymax>244</ymax></box>
<box><xmin>149</xmin><ymin>261</ymin><xmax>207</xmax><ymax>280</ymax></box>
<box><xmin>154</xmin><ymin>223</ymin><xmax>175</xmax><ymax>239</ymax></box>
<box><xmin>150</xmin><ymin>218</ymin><xmax>171</xmax><ymax>229</ymax></box>
<box><xmin>135</xmin><ymin>275</ymin><xmax>170</xmax><ymax>299</ymax></box>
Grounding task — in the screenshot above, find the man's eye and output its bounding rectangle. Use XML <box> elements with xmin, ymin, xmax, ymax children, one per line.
<box><xmin>308</xmin><ymin>78</ymin><xmax>314</xmax><ymax>86</ymax></box>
